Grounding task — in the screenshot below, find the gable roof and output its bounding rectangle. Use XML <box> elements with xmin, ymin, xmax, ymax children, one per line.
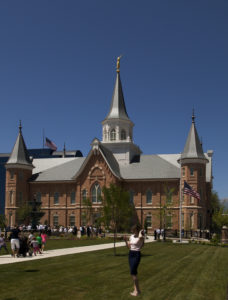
<box><xmin>31</xmin><ymin>157</ymin><xmax>85</xmax><ymax>182</ymax></box>
<box><xmin>120</xmin><ymin>155</ymin><xmax>180</xmax><ymax>180</ymax></box>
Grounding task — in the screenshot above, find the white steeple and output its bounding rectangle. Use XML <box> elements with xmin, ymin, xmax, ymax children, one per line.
<box><xmin>101</xmin><ymin>57</ymin><xmax>141</xmax><ymax>165</ymax></box>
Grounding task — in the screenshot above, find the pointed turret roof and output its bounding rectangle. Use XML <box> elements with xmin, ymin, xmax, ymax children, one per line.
<box><xmin>6</xmin><ymin>121</ymin><xmax>33</xmax><ymax>168</ymax></box>
<box><xmin>180</xmin><ymin>113</ymin><xmax>208</xmax><ymax>162</ymax></box>
<box><xmin>104</xmin><ymin>69</ymin><xmax>131</xmax><ymax>122</ymax></box>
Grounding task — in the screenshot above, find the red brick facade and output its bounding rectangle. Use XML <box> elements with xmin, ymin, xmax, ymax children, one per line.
<box><xmin>5</xmin><ymin>150</ymin><xmax>212</xmax><ymax>233</ymax></box>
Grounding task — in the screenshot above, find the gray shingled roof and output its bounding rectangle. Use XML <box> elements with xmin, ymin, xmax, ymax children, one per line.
<box><xmin>104</xmin><ymin>72</ymin><xmax>131</xmax><ymax>121</ymax></box>
<box><xmin>120</xmin><ymin>155</ymin><xmax>180</xmax><ymax>179</ymax></box>
<box><xmin>32</xmin><ymin>157</ymin><xmax>85</xmax><ymax>181</ymax></box>
<box><xmin>32</xmin><ymin>152</ymin><xmax>179</xmax><ymax>182</ymax></box>
<box><xmin>6</xmin><ymin>129</ymin><xmax>33</xmax><ymax>167</ymax></box>
<box><xmin>99</xmin><ymin>144</ymin><xmax>121</xmax><ymax>178</ymax></box>
<box><xmin>181</xmin><ymin>120</ymin><xmax>207</xmax><ymax>161</ymax></box>
<box><xmin>31</xmin><ymin>147</ymin><xmax>212</xmax><ymax>183</ymax></box>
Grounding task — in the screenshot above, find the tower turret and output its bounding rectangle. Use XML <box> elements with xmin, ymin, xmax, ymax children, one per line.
<box><xmin>178</xmin><ymin>112</ymin><xmax>209</xmax><ymax>231</ymax></box>
<box><xmin>101</xmin><ymin>57</ymin><xmax>141</xmax><ymax>165</ymax></box>
<box><xmin>5</xmin><ymin>122</ymin><xmax>34</xmax><ymax>226</ymax></box>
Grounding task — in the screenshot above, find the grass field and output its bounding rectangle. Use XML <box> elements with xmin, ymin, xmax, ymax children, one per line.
<box><xmin>0</xmin><ymin>242</ymin><xmax>227</xmax><ymax>300</ymax></box>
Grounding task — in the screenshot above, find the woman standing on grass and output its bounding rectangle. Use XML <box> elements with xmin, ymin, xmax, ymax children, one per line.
<box><xmin>124</xmin><ymin>225</ymin><xmax>145</xmax><ymax>297</ymax></box>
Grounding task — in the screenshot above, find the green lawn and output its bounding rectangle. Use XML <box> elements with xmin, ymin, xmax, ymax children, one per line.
<box><xmin>0</xmin><ymin>243</ymin><xmax>227</xmax><ymax>300</ymax></box>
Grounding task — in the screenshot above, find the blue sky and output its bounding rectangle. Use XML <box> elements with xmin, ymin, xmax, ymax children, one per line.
<box><xmin>0</xmin><ymin>1</ymin><xmax>227</xmax><ymax>199</ymax></box>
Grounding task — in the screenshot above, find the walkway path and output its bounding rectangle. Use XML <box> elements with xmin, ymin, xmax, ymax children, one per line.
<box><xmin>0</xmin><ymin>236</ymin><xmax>154</xmax><ymax>265</ymax></box>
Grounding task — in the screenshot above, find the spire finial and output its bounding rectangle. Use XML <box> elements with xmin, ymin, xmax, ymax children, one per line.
<box><xmin>192</xmin><ymin>108</ymin><xmax>195</xmax><ymax>123</ymax></box>
<box><xmin>19</xmin><ymin>120</ymin><xmax>22</xmax><ymax>133</ymax></box>
<box><xmin>116</xmin><ymin>55</ymin><xmax>123</xmax><ymax>73</ymax></box>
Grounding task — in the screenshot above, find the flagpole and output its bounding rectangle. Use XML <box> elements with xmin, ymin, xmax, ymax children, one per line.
<box><xmin>43</xmin><ymin>129</ymin><xmax>45</xmax><ymax>149</ymax></box>
<box><xmin>179</xmin><ymin>154</ymin><xmax>182</xmax><ymax>243</ymax></box>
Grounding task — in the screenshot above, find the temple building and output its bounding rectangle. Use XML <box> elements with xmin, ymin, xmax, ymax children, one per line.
<box><xmin>4</xmin><ymin>59</ymin><xmax>213</xmax><ymax>233</ymax></box>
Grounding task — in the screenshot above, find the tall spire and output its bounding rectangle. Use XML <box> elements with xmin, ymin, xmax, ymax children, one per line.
<box><xmin>6</xmin><ymin>121</ymin><xmax>33</xmax><ymax>168</ymax></box>
<box><xmin>180</xmin><ymin>113</ymin><xmax>208</xmax><ymax>162</ymax></box>
<box><xmin>104</xmin><ymin>56</ymin><xmax>131</xmax><ymax>121</ymax></box>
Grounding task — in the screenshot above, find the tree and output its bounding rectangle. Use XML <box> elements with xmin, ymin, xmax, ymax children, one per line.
<box><xmin>209</xmin><ymin>190</ymin><xmax>228</xmax><ymax>236</ymax></box>
<box><xmin>17</xmin><ymin>204</ymin><xmax>32</xmax><ymax>225</ymax></box>
<box><xmin>28</xmin><ymin>196</ymin><xmax>45</xmax><ymax>229</ymax></box>
<box><xmin>100</xmin><ymin>184</ymin><xmax>135</xmax><ymax>255</ymax></box>
<box><xmin>158</xmin><ymin>186</ymin><xmax>175</xmax><ymax>238</ymax></box>
<box><xmin>0</xmin><ymin>214</ymin><xmax>7</xmax><ymax>230</ymax></box>
<box><xmin>81</xmin><ymin>197</ymin><xmax>93</xmax><ymax>226</ymax></box>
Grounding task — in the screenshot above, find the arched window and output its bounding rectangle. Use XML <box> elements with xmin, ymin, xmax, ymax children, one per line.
<box><xmin>121</xmin><ymin>129</ymin><xmax>126</xmax><ymax>140</ymax></box>
<box><xmin>129</xmin><ymin>190</ymin><xmax>134</xmax><ymax>204</ymax></box>
<box><xmin>91</xmin><ymin>183</ymin><xmax>101</xmax><ymax>203</ymax></box>
<box><xmin>36</xmin><ymin>192</ymin><xmax>41</xmax><ymax>202</ymax></box>
<box><xmin>146</xmin><ymin>190</ymin><xmax>152</xmax><ymax>204</ymax></box>
<box><xmin>54</xmin><ymin>192</ymin><xmax>59</xmax><ymax>205</ymax></box>
<box><xmin>110</xmin><ymin>129</ymin><xmax>116</xmax><ymax>141</ymax></box>
<box><xmin>82</xmin><ymin>189</ymin><xmax>87</xmax><ymax>201</ymax></box>
<box><xmin>71</xmin><ymin>191</ymin><xmax>76</xmax><ymax>204</ymax></box>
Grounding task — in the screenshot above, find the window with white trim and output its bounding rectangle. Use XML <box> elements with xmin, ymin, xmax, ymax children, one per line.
<box><xmin>82</xmin><ymin>189</ymin><xmax>87</xmax><ymax>201</ymax></box>
<box><xmin>54</xmin><ymin>192</ymin><xmax>59</xmax><ymax>205</ymax></box>
<box><xmin>190</xmin><ymin>212</ymin><xmax>194</xmax><ymax>228</ymax></box>
<box><xmin>53</xmin><ymin>215</ymin><xmax>59</xmax><ymax>227</ymax></box>
<box><xmin>69</xmin><ymin>215</ymin><xmax>75</xmax><ymax>226</ymax></box>
<box><xmin>71</xmin><ymin>191</ymin><xmax>76</xmax><ymax>204</ymax></box>
<box><xmin>166</xmin><ymin>215</ymin><xmax>172</xmax><ymax>228</ymax></box>
<box><xmin>146</xmin><ymin>214</ymin><xmax>152</xmax><ymax>227</ymax></box>
<box><xmin>146</xmin><ymin>190</ymin><xmax>152</xmax><ymax>204</ymax></box>
<box><xmin>9</xmin><ymin>191</ymin><xmax>13</xmax><ymax>205</ymax></box>
<box><xmin>36</xmin><ymin>192</ymin><xmax>41</xmax><ymax>202</ymax></box>
<box><xmin>121</xmin><ymin>129</ymin><xmax>126</xmax><ymax>140</ymax></box>
<box><xmin>110</xmin><ymin>129</ymin><xmax>116</xmax><ymax>141</ymax></box>
<box><xmin>91</xmin><ymin>183</ymin><xmax>101</xmax><ymax>203</ymax></box>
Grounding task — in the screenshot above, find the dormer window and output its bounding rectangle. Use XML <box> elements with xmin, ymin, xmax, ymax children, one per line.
<box><xmin>121</xmin><ymin>130</ymin><xmax>126</xmax><ymax>140</ymax></box>
<box><xmin>110</xmin><ymin>129</ymin><xmax>116</xmax><ymax>141</ymax></box>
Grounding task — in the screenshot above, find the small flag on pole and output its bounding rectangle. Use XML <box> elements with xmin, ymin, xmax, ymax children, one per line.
<box><xmin>45</xmin><ymin>137</ymin><xmax>57</xmax><ymax>151</ymax></box>
<box><xmin>183</xmin><ymin>181</ymin><xmax>200</xmax><ymax>200</ymax></box>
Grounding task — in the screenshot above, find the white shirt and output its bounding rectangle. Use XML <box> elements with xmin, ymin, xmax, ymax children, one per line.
<box><xmin>129</xmin><ymin>234</ymin><xmax>144</xmax><ymax>251</ymax></box>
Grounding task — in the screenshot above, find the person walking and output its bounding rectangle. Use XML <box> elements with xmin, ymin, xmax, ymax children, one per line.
<box><xmin>36</xmin><ymin>233</ymin><xmax>42</xmax><ymax>252</ymax></box>
<box><xmin>0</xmin><ymin>233</ymin><xmax>9</xmax><ymax>254</ymax></box>
<box><xmin>41</xmin><ymin>231</ymin><xmax>47</xmax><ymax>252</ymax></box>
<box><xmin>10</xmin><ymin>226</ymin><xmax>20</xmax><ymax>257</ymax></box>
<box><xmin>124</xmin><ymin>225</ymin><xmax>145</xmax><ymax>297</ymax></box>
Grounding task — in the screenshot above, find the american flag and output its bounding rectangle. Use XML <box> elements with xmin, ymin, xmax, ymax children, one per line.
<box><xmin>183</xmin><ymin>181</ymin><xmax>200</xmax><ymax>200</ymax></box>
<box><xmin>45</xmin><ymin>137</ymin><xmax>57</xmax><ymax>151</ymax></box>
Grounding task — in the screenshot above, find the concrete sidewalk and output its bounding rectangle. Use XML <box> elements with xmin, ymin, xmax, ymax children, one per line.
<box><xmin>0</xmin><ymin>236</ymin><xmax>154</xmax><ymax>265</ymax></box>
